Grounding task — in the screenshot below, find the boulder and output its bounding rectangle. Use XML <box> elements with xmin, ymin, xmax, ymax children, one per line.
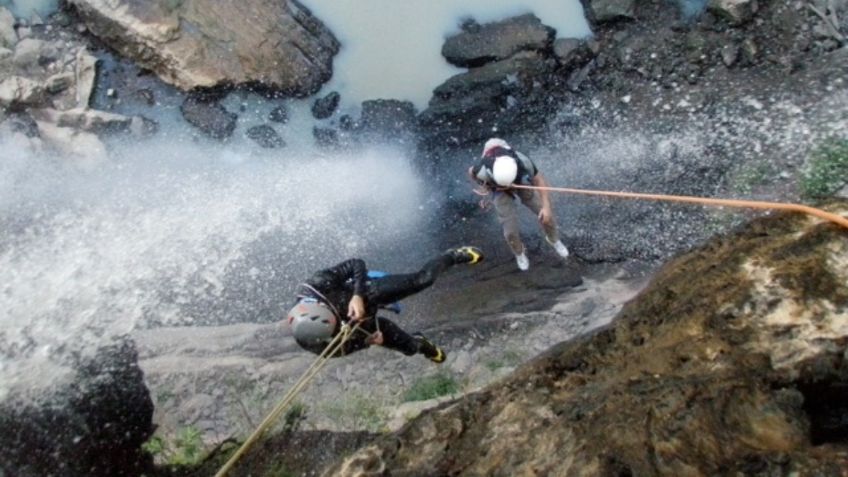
<box><xmin>246</xmin><ymin>124</ymin><xmax>286</xmax><ymax>148</ymax></box>
<box><xmin>583</xmin><ymin>0</ymin><xmax>637</xmax><ymax>24</ymax></box>
<box><xmin>269</xmin><ymin>105</ymin><xmax>288</xmax><ymax>124</ymax></box>
<box><xmin>0</xmin><ymin>6</ymin><xmax>16</xmax><ymax>48</ymax></box>
<box><xmin>67</xmin><ymin>0</ymin><xmax>340</xmax><ymax>96</ymax></box>
<box><xmin>441</xmin><ymin>14</ymin><xmax>555</xmax><ymax>68</ymax></box>
<box><xmin>37</xmin><ymin>120</ymin><xmax>108</xmax><ymax>166</ymax></box>
<box><xmin>329</xmin><ymin>204</ymin><xmax>848</xmax><ymax>476</ymax></box>
<box><xmin>359</xmin><ymin>99</ymin><xmax>417</xmax><ymax>136</ymax></box>
<box><xmin>311</xmin><ymin>91</ymin><xmax>340</xmax><ymax>119</ymax></box>
<box><xmin>312</xmin><ymin>126</ymin><xmax>339</xmax><ymax>148</ymax></box>
<box><xmin>419</xmin><ymin>51</ymin><xmax>558</xmax><ymax>149</ymax></box>
<box><xmin>552</xmin><ymin>38</ymin><xmax>595</xmax><ymax>69</ymax></box>
<box><xmin>45</xmin><ymin>72</ymin><xmax>74</xmax><ymax>94</ymax></box>
<box><xmin>708</xmin><ymin>0</ymin><xmax>759</xmax><ymax>26</ymax></box>
<box><xmin>33</xmin><ymin>108</ymin><xmax>140</xmax><ymax>135</ymax></box>
<box><xmin>0</xmin><ymin>337</ymin><xmax>155</xmax><ymax>477</ymax></box>
<box><xmin>12</xmin><ymin>38</ymin><xmax>45</xmax><ymax>68</ymax></box>
<box><xmin>180</xmin><ymin>94</ymin><xmax>238</xmax><ymax>140</ymax></box>
<box><xmin>0</xmin><ymin>76</ymin><xmax>45</xmax><ymax>110</ymax></box>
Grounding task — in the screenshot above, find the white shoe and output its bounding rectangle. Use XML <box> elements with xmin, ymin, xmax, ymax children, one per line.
<box><xmin>551</xmin><ymin>240</ymin><xmax>569</xmax><ymax>259</ymax></box>
<box><xmin>515</xmin><ymin>252</ymin><xmax>530</xmax><ymax>271</ymax></box>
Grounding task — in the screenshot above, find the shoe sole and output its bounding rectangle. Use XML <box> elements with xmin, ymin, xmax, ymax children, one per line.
<box><xmin>458</xmin><ymin>246</ymin><xmax>483</xmax><ymax>265</ymax></box>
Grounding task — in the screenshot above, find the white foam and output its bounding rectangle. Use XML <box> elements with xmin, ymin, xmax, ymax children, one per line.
<box><xmin>0</xmin><ymin>130</ymin><xmax>429</xmax><ymax>399</ymax></box>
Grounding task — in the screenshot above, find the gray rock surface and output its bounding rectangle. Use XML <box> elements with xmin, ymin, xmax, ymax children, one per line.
<box><xmin>442</xmin><ymin>14</ymin><xmax>555</xmax><ymax>68</ymax></box>
<box><xmin>583</xmin><ymin>0</ymin><xmax>637</xmax><ymax>23</ymax></box>
<box><xmin>133</xmin><ymin>261</ymin><xmax>647</xmax><ymax>443</ymax></box>
<box><xmin>0</xmin><ymin>6</ymin><xmax>15</xmax><ymax>48</ymax></box>
<box><xmin>180</xmin><ymin>94</ymin><xmax>238</xmax><ymax>140</ymax></box>
<box><xmin>708</xmin><ymin>0</ymin><xmax>760</xmax><ymax>25</ymax></box>
<box><xmin>68</xmin><ymin>0</ymin><xmax>340</xmax><ymax>95</ymax></box>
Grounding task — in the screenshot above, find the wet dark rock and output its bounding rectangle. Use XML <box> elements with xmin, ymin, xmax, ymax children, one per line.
<box><xmin>313</xmin><ymin>126</ymin><xmax>339</xmax><ymax>148</ymax></box>
<box><xmin>311</xmin><ymin>91</ymin><xmax>340</xmax><ymax>119</ymax></box>
<box><xmin>359</xmin><ymin>99</ymin><xmax>417</xmax><ymax>136</ymax></box>
<box><xmin>246</xmin><ymin>124</ymin><xmax>285</xmax><ymax>149</ymax></box>
<box><xmin>442</xmin><ymin>14</ymin><xmax>555</xmax><ymax>68</ymax></box>
<box><xmin>134</xmin><ymin>88</ymin><xmax>155</xmax><ymax>106</ymax></box>
<box><xmin>338</xmin><ymin>114</ymin><xmax>356</xmax><ymax>131</ymax></box>
<box><xmin>3</xmin><ymin>112</ymin><xmax>39</xmax><ymax>137</ymax></box>
<box><xmin>180</xmin><ymin>93</ymin><xmax>238</xmax><ymax>140</ymax></box>
<box><xmin>708</xmin><ymin>0</ymin><xmax>760</xmax><ymax>26</ymax></box>
<box><xmin>268</xmin><ymin>104</ymin><xmax>288</xmax><ymax>124</ymax></box>
<box><xmin>0</xmin><ymin>337</ymin><xmax>155</xmax><ymax>477</ymax></box>
<box><xmin>419</xmin><ymin>51</ymin><xmax>558</xmax><ymax>150</ymax></box>
<box><xmin>553</xmin><ymin>38</ymin><xmax>595</xmax><ymax>70</ymax></box>
<box><xmin>583</xmin><ymin>0</ymin><xmax>637</xmax><ymax>24</ymax></box>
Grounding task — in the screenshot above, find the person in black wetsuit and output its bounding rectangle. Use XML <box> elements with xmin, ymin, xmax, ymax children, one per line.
<box><xmin>285</xmin><ymin>246</ymin><xmax>483</xmax><ymax>363</ymax></box>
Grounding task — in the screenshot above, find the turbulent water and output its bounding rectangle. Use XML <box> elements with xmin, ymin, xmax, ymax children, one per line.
<box><xmin>0</xmin><ymin>106</ymin><xmax>435</xmax><ymax>401</ymax></box>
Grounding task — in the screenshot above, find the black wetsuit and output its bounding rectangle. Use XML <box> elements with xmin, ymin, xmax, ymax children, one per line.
<box><xmin>294</xmin><ymin>253</ymin><xmax>457</xmax><ymax>357</ymax></box>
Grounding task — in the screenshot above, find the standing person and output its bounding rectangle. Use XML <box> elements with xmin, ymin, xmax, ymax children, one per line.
<box><xmin>469</xmin><ymin>138</ymin><xmax>569</xmax><ymax>271</ymax></box>
<box><xmin>286</xmin><ymin>246</ymin><xmax>483</xmax><ymax>363</ymax></box>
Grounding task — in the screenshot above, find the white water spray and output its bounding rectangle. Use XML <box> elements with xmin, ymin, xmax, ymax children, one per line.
<box><xmin>0</xmin><ymin>125</ymin><xmax>430</xmax><ymax>400</ymax></box>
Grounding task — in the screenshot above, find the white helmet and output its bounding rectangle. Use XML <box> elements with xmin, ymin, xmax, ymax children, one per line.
<box><xmin>482</xmin><ymin>138</ymin><xmax>511</xmax><ymax>157</ymax></box>
<box><xmin>287</xmin><ymin>300</ymin><xmax>338</xmax><ymax>345</ymax></box>
<box><xmin>492</xmin><ymin>156</ymin><xmax>518</xmax><ymax>187</ymax></box>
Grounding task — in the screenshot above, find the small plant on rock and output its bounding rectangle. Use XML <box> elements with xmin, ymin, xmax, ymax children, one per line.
<box><xmin>801</xmin><ymin>137</ymin><xmax>848</xmax><ymax>198</ymax></box>
<box><xmin>402</xmin><ymin>372</ymin><xmax>460</xmax><ymax>403</ymax></box>
<box><xmin>141</xmin><ymin>426</ymin><xmax>205</xmax><ymax>466</ymax></box>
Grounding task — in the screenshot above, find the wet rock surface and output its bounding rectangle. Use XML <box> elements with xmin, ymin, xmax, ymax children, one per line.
<box><xmin>0</xmin><ymin>338</ymin><xmax>155</xmax><ymax>477</ymax></box>
<box><xmin>66</xmin><ymin>0</ymin><xmax>340</xmax><ymax>95</ymax></box>
<box><xmin>326</xmin><ymin>202</ymin><xmax>848</xmax><ymax>477</ymax></box>
<box><xmin>422</xmin><ymin>0</ymin><xmax>848</xmax><ymax>265</ymax></box>
<box><xmin>442</xmin><ymin>14</ymin><xmax>555</xmax><ymax>68</ymax></box>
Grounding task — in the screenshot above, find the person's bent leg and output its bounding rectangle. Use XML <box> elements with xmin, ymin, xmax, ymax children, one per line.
<box><xmin>521</xmin><ymin>189</ymin><xmax>569</xmax><ymax>258</ymax></box>
<box><xmin>494</xmin><ymin>192</ymin><xmax>525</xmax><ymax>255</ymax></box>
<box><xmin>366</xmin><ymin>253</ymin><xmax>456</xmax><ymax>305</ymax></box>
<box><xmin>520</xmin><ymin>189</ymin><xmax>560</xmax><ymax>244</ymax></box>
<box><xmin>374</xmin><ymin>317</ymin><xmax>420</xmax><ymax>356</ymax></box>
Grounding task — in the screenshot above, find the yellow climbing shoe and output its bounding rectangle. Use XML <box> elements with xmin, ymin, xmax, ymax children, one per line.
<box><xmin>450</xmin><ymin>246</ymin><xmax>483</xmax><ymax>265</ymax></box>
<box><xmin>413</xmin><ymin>333</ymin><xmax>446</xmax><ymax>364</ymax></box>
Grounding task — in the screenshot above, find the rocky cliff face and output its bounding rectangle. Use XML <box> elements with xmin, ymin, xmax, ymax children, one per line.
<box><xmin>327</xmin><ymin>202</ymin><xmax>848</xmax><ymax>476</ymax></box>
<box><xmin>67</xmin><ymin>0</ymin><xmax>339</xmax><ymax>95</ymax></box>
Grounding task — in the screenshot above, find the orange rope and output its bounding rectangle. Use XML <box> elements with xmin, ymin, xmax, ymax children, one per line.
<box><xmin>512</xmin><ymin>184</ymin><xmax>848</xmax><ymax>230</ymax></box>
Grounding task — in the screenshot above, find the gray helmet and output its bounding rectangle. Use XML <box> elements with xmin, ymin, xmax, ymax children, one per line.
<box><xmin>287</xmin><ymin>300</ymin><xmax>338</xmax><ymax>345</ymax></box>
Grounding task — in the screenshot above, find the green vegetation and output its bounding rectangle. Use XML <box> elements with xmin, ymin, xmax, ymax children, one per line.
<box><xmin>282</xmin><ymin>401</ymin><xmax>307</xmax><ymax>433</ymax></box>
<box><xmin>321</xmin><ymin>392</ymin><xmax>387</xmax><ymax>432</ymax></box>
<box><xmin>801</xmin><ymin>137</ymin><xmax>848</xmax><ymax>198</ymax></box>
<box><xmin>263</xmin><ymin>461</ymin><xmax>296</xmax><ymax>477</ymax></box>
<box><xmin>142</xmin><ymin>426</ymin><xmax>205</xmax><ymax>466</ymax></box>
<box><xmin>485</xmin><ymin>349</ymin><xmax>525</xmax><ymax>372</ymax></box>
<box><xmin>402</xmin><ymin>372</ymin><xmax>460</xmax><ymax>403</ymax></box>
<box><xmin>731</xmin><ymin>161</ymin><xmax>774</xmax><ymax>195</ymax></box>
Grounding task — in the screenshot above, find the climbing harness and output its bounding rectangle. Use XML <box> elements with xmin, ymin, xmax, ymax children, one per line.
<box><xmin>214</xmin><ymin>321</ymin><xmax>362</xmax><ymax>477</ymax></box>
<box><xmin>511</xmin><ymin>184</ymin><xmax>848</xmax><ymax>230</ymax></box>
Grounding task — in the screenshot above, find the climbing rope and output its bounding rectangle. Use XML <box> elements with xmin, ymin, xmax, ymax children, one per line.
<box><xmin>214</xmin><ymin>321</ymin><xmax>362</xmax><ymax>477</ymax></box>
<box><xmin>511</xmin><ymin>184</ymin><xmax>848</xmax><ymax>230</ymax></box>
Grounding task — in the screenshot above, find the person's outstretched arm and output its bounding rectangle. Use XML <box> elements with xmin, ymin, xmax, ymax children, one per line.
<box><xmin>531</xmin><ymin>172</ymin><xmax>554</xmax><ymax>226</ymax></box>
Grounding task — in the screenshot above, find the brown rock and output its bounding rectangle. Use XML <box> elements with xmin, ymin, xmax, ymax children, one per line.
<box><xmin>67</xmin><ymin>0</ymin><xmax>340</xmax><ymax>96</ymax></box>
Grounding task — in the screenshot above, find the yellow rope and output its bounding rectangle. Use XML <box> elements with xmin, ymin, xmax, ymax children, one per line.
<box><xmin>214</xmin><ymin>322</ymin><xmax>361</xmax><ymax>477</ymax></box>
<box><xmin>512</xmin><ymin>184</ymin><xmax>848</xmax><ymax>230</ymax></box>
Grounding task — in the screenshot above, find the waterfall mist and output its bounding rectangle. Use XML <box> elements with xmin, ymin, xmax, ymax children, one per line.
<box><xmin>0</xmin><ymin>122</ymin><xmax>433</xmax><ymax>400</ymax></box>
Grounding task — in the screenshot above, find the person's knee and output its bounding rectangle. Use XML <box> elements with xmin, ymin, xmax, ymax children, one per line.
<box><xmin>413</xmin><ymin>269</ymin><xmax>436</xmax><ymax>288</ymax></box>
